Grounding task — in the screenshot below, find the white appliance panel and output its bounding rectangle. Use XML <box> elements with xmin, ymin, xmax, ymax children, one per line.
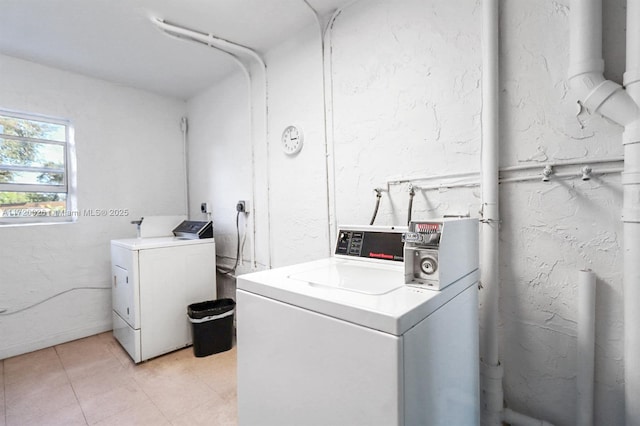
<box><xmin>403</xmin><ymin>285</ymin><xmax>480</xmax><ymax>425</ymax></box>
<box><xmin>112</xmin><ymin>265</ymin><xmax>134</xmax><ymax>327</ymax></box>
<box><xmin>110</xmin><ymin>244</ymin><xmax>140</xmax><ymax>328</ymax></box>
<box><xmin>139</xmin><ymin>244</ymin><xmax>216</xmax><ymax>361</ymax></box>
<box><xmin>185</xmin><ymin>247</ymin><xmax>218</xmax><ymax>291</ymax></box>
<box><xmin>237</xmin><ymin>290</ymin><xmax>403</xmax><ymax>426</ymax></box>
<box><xmin>112</xmin><ymin>311</ymin><xmax>141</xmax><ymax>363</ymax></box>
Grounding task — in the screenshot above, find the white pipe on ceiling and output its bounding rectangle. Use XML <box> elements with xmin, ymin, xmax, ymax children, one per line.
<box><xmin>151</xmin><ymin>17</ymin><xmax>271</xmax><ymax>270</ymax></box>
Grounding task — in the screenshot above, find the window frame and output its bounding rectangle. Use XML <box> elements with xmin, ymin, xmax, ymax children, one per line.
<box><xmin>0</xmin><ymin>109</ymin><xmax>77</xmax><ymax>226</ymax></box>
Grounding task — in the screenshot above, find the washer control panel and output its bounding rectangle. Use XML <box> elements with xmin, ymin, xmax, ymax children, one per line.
<box><xmin>335</xmin><ymin>227</ymin><xmax>404</xmax><ymax>262</ymax></box>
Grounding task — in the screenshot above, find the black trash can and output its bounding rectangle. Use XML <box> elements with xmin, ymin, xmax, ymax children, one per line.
<box><xmin>188</xmin><ymin>298</ymin><xmax>236</xmax><ymax>357</ymax></box>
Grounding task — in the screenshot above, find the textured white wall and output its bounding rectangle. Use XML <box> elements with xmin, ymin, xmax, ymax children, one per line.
<box><xmin>186</xmin><ymin>24</ymin><xmax>329</xmax><ymax>303</ymax></box>
<box><xmin>500</xmin><ymin>0</ymin><xmax>625</xmax><ymax>424</ymax></box>
<box><xmin>0</xmin><ymin>54</ymin><xmax>187</xmax><ymax>359</ymax></box>
<box><xmin>324</xmin><ymin>1</ymin><xmax>625</xmax><ymax>423</ymax></box>
<box><xmin>330</xmin><ymin>0</ymin><xmax>482</xmax><ymax>227</ymax></box>
<box><xmin>265</xmin><ymin>25</ymin><xmax>331</xmax><ymax>266</ymax></box>
<box><xmin>121</xmin><ymin>0</ymin><xmax>624</xmax><ymax>423</ymax></box>
<box><xmin>186</xmin><ymin>71</ymin><xmax>254</xmax><ymax>299</ymax></box>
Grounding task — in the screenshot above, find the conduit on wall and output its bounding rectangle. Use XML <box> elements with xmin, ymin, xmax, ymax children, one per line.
<box><xmin>568</xmin><ymin>1</ymin><xmax>640</xmax><ymax>424</ymax></box>
<box><xmin>479</xmin><ymin>0</ymin><xmax>503</xmax><ymax>424</ymax></box>
<box><xmin>302</xmin><ymin>0</ymin><xmax>360</xmax><ymax>252</ymax></box>
<box><xmin>481</xmin><ymin>1</ymin><xmax>554</xmax><ymax>424</ymax></box>
<box><xmin>302</xmin><ymin>0</ymin><xmax>338</xmax><ymax>254</ymax></box>
<box><xmin>623</xmin><ymin>2</ymin><xmax>640</xmax><ymax>425</ymax></box>
<box><xmin>181</xmin><ymin>117</ymin><xmax>189</xmax><ymax>216</ymax></box>
<box><xmin>381</xmin><ymin>158</ymin><xmax>623</xmax><ymax>196</ymax></box>
<box><xmin>151</xmin><ymin>17</ymin><xmax>271</xmax><ymax>270</ymax></box>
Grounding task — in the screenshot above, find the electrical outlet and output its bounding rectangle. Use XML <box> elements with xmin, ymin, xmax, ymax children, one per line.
<box><xmin>200</xmin><ymin>202</ymin><xmax>208</xmax><ymax>214</ymax></box>
<box><xmin>236</xmin><ymin>200</ymin><xmax>249</xmax><ymax>213</ymax></box>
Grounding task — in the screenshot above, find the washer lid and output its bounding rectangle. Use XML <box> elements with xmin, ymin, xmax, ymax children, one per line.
<box><xmin>237</xmin><ymin>257</ymin><xmax>478</xmax><ymax>335</ymax></box>
<box><xmin>288</xmin><ymin>262</ymin><xmax>404</xmax><ymax>295</ymax></box>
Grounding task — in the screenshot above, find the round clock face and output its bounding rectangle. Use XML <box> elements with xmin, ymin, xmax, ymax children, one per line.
<box><xmin>282</xmin><ymin>125</ymin><xmax>303</xmax><ymax>155</ymax></box>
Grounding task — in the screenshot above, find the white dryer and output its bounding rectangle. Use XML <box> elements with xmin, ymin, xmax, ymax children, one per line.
<box><xmin>236</xmin><ymin>222</ymin><xmax>479</xmax><ymax>426</ymax></box>
<box><xmin>111</xmin><ymin>236</ymin><xmax>216</xmax><ymax>363</ymax></box>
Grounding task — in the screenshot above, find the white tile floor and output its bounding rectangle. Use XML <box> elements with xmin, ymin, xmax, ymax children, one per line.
<box><xmin>0</xmin><ymin>332</ymin><xmax>237</xmax><ymax>426</ymax></box>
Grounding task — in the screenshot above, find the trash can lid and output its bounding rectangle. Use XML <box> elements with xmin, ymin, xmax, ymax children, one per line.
<box><xmin>188</xmin><ymin>298</ymin><xmax>236</xmax><ymax>319</ymax></box>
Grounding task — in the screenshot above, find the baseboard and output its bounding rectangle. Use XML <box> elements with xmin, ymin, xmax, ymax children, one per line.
<box><xmin>0</xmin><ymin>322</ymin><xmax>112</xmax><ymax>360</ymax></box>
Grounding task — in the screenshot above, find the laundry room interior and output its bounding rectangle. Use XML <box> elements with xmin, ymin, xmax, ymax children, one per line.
<box><xmin>0</xmin><ymin>0</ymin><xmax>637</xmax><ymax>425</ymax></box>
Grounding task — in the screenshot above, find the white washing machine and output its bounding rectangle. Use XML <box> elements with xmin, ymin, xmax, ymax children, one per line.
<box><xmin>111</xmin><ymin>226</ymin><xmax>216</xmax><ymax>363</ymax></box>
<box><xmin>236</xmin><ymin>222</ymin><xmax>480</xmax><ymax>426</ymax></box>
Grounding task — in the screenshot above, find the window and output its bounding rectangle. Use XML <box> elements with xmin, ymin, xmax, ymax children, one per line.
<box><xmin>0</xmin><ymin>110</ymin><xmax>76</xmax><ymax>225</ymax></box>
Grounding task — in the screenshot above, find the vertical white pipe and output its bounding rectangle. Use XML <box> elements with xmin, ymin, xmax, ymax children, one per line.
<box><xmin>569</xmin><ymin>0</ymin><xmax>640</xmax><ymax>424</ymax></box>
<box><xmin>181</xmin><ymin>117</ymin><xmax>190</xmax><ymax>218</ymax></box>
<box><xmin>569</xmin><ymin>0</ymin><xmax>603</xmax><ymax>73</ymax></box>
<box><xmin>624</xmin><ymin>0</ymin><xmax>640</xmax><ymax>138</ymax></box>
<box><xmin>481</xmin><ymin>3</ymin><xmax>553</xmax><ymax>424</ymax></box>
<box><xmin>623</xmin><ymin>126</ymin><xmax>640</xmax><ymax>426</ymax></box>
<box><xmin>577</xmin><ymin>270</ymin><xmax>596</xmax><ymax>426</ymax></box>
<box><xmin>480</xmin><ymin>0</ymin><xmax>500</xmax><ymax>366</ymax></box>
<box><xmin>322</xmin><ymin>8</ymin><xmax>343</xmax><ymax>253</ymax></box>
<box><xmin>623</xmin><ymin>2</ymin><xmax>640</xmax><ymax>425</ymax></box>
<box><xmin>480</xmin><ymin>0</ymin><xmax>502</xmax><ymax>424</ymax></box>
<box><xmin>302</xmin><ymin>1</ymin><xmax>338</xmax><ymax>257</ymax></box>
<box><xmin>623</xmin><ymin>218</ymin><xmax>640</xmax><ymax>425</ymax></box>
<box><xmin>311</xmin><ymin>5</ymin><xmax>335</xmax><ymax>256</ymax></box>
<box><xmin>626</xmin><ymin>0</ymin><xmax>640</xmax><ymax>75</ymax></box>
<box><xmin>303</xmin><ymin>1</ymin><xmax>361</xmax><ymax>254</ymax></box>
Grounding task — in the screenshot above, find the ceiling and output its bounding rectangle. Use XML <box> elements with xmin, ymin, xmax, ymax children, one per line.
<box><xmin>0</xmin><ymin>0</ymin><xmax>354</xmax><ymax>100</ymax></box>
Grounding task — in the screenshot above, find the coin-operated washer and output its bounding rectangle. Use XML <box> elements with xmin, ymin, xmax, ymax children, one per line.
<box><xmin>236</xmin><ymin>219</ymin><xmax>479</xmax><ymax>426</ymax></box>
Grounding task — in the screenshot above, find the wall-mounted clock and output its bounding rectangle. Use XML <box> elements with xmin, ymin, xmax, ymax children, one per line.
<box><xmin>281</xmin><ymin>125</ymin><xmax>304</xmax><ymax>155</ymax></box>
